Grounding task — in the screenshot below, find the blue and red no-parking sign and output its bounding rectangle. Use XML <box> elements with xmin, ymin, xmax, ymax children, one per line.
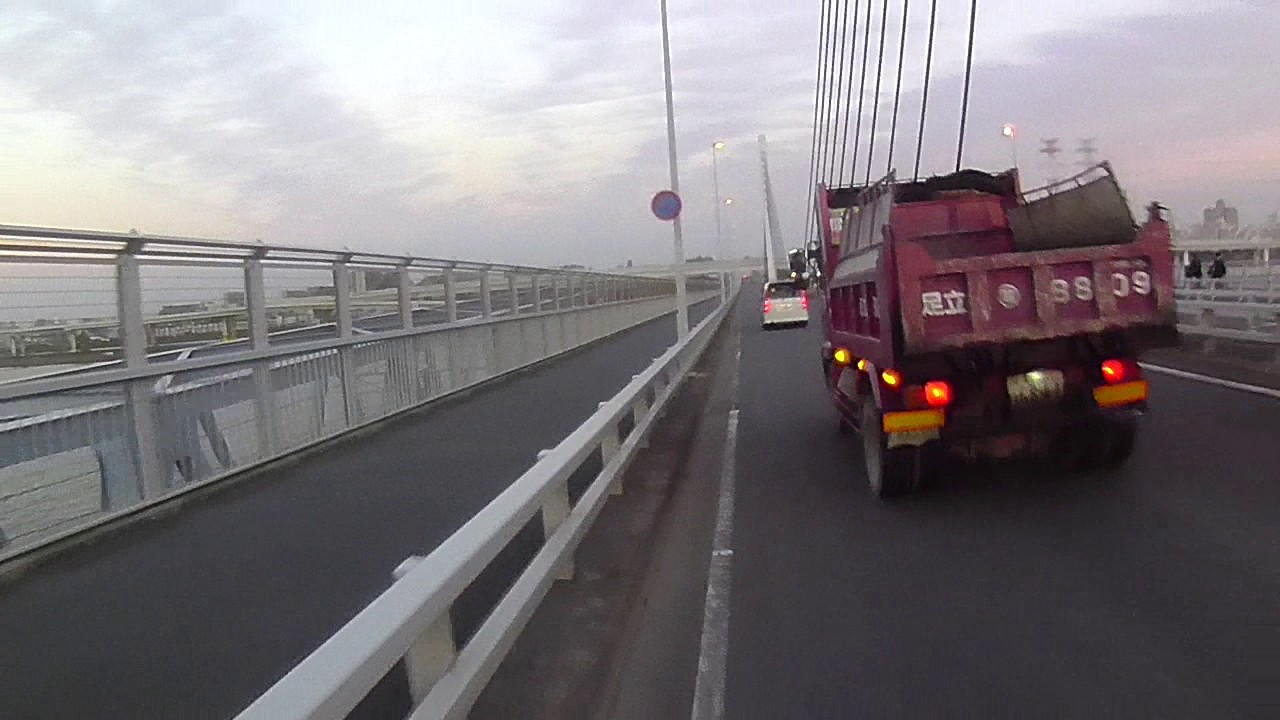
<box><xmin>650</xmin><ymin>190</ymin><xmax>682</xmax><ymax>221</ymax></box>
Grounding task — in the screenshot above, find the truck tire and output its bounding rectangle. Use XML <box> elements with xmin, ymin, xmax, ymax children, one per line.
<box><xmin>861</xmin><ymin>402</ymin><xmax>920</xmax><ymax>498</ymax></box>
<box><xmin>1097</xmin><ymin>418</ymin><xmax>1137</xmax><ymax>468</ymax></box>
<box><xmin>1059</xmin><ymin>418</ymin><xmax>1137</xmax><ymax>471</ymax></box>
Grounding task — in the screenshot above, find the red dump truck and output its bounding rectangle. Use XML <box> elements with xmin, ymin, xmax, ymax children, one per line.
<box><xmin>815</xmin><ymin>163</ymin><xmax>1179</xmax><ymax>497</ymax></box>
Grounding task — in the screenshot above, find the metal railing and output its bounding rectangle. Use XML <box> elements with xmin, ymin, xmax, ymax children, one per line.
<box><xmin>1175</xmin><ymin>296</ymin><xmax>1280</xmax><ymax>348</ymax></box>
<box><xmin>0</xmin><ymin>224</ymin><xmax>719</xmax><ymax>559</ymax></box>
<box><xmin>236</xmin><ymin>279</ymin><xmax>740</xmax><ymax>720</ymax></box>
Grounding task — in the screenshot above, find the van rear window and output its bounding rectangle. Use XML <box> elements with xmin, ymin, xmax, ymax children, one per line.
<box><xmin>765</xmin><ymin>282</ymin><xmax>800</xmax><ymax>298</ymax></box>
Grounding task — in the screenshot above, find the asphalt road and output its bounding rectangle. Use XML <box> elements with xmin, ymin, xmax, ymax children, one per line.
<box><xmin>722</xmin><ymin>296</ymin><xmax>1280</xmax><ymax>717</ymax></box>
<box><xmin>0</xmin><ymin>299</ymin><xmax>716</xmax><ymax>720</ymax></box>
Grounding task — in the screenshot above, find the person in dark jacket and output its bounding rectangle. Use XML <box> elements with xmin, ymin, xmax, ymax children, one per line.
<box><xmin>1209</xmin><ymin>252</ymin><xmax>1227</xmax><ymax>280</ymax></box>
<box><xmin>1185</xmin><ymin>254</ymin><xmax>1203</xmax><ymax>279</ymax></box>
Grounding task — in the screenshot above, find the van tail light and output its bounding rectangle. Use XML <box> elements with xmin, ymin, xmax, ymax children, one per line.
<box><xmin>801</xmin><ymin>291</ymin><xmax>809</xmax><ymax>310</ymax></box>
<box><xmin>763</xmin><ymin>298</ymin><xmax>772</xmax><ymax>313</ymax></box>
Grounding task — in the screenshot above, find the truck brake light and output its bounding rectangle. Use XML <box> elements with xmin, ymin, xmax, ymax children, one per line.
<box><xmin>923</xmin><ymin>381</ymin><xmax>953</xmax><ymax>407</ymax></box>
<box><xmin>1100</xmin><ymin>359</ymin><xmax>1135</xmax><ymax>384</ymax></box>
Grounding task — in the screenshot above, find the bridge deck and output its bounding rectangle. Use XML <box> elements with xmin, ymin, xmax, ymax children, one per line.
<box><xmin>0</xmin><ymin>300</ymin><xmax>715</xmax><ymax>720</ymax></box>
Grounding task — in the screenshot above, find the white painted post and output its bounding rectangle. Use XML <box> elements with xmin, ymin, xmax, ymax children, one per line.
<box><xmin>117</xmin><ymin>251</ymin><xmax>165</xmax><ymax>498</ymax></box>
<box><xmin>537</xmin><ymin>449</ymin><xmax>574</xmax><ymax>580</ymax></box>
<box><xmin>393</xmin><ymin>556</ymin><xmax>457</xmax><ymax>704</ymax></box>
<box><xmin>334</xmin><ymin>260</ymin><xmax>358</xmax><ymax>426</ymax></box>
<box><xmin>444</xmin><ymin>267</ymin><xmax>458</xmax><ymax>324</ymax></box>
<box><xmin>633</xmin><ymin>385</ymin><xmax>650</xmax><ymax>449</ymax></box>
<box><xmin>245</xmin><ymin>256</ymin><xmax>276</xmax><ymax>459</ymax></box>
<box><xmin>398</xmin><ymin>265</ymin><xmax>414</xmax><ymax>330</ymax></box>
<box><xmin>508</xmin><ymin>272</ymin><xmax>521</xmax><ymax>315</ymax></box>
<box><xmin>397</xmin><ymin>265</ymin><xmax>421</xmax><ymax>406</ymax></box>
<box><xmin>553</xmin><ymin>274</ymin><xmax>563</xmax><ymax>311</ymax></box>
<box><xmin>599</xmin><ymin>402</ymin><xmax>623</xmax><ymax>495</ymax></box>
<box><xmin>531</xmin><ymin>274</ymin><xmax>542</xmax><ymax>313</ymax></box>
<box><xmin>1200</xmin><ymin>306</ymin><xmax>1217</xmax><ymax>353</ymax></box>
<box><xmin>480</xmin><ymin>269</ymin><xmax>493</xmax><ymax>318</ymax></box>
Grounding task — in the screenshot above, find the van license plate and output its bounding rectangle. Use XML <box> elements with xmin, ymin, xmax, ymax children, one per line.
<box><xmin>1007</xmin><ymin>369</ymin><xmax>1065</xmax><ymax>406</ymax></box>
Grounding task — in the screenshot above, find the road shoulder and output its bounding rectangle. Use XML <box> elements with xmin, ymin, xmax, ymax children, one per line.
<box><xmin>471</xmin><ymin>313</ymin><xmax>741</xmax><ymax>720</ymax></box>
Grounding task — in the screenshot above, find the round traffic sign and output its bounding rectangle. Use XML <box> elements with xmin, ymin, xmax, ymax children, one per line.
<box><xmin>651</xmin><ymin>190</ymin><xmax>682</xmax><ymax>221</ymax></box>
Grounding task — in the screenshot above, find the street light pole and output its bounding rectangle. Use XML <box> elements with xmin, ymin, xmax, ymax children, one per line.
<box><xmin>660</xmin><ymin>0</ymin><xmax>688</xmax><ymax>339</ymax></box>
<box><xmin>712</xmin><ymin>140</ymin><xmax>725</xmax><ymax>299</ymax></box>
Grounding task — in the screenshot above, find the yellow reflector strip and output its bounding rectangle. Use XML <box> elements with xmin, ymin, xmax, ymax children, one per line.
<box><xmin>882</xmin><ymin>409</ymin><xmax>945</xmax><ymax>433</ymax></box>
<box><xmin>1093</xmin><ymin>380</ymin><xmax>1149</xmax><ymax>408</ymax></box>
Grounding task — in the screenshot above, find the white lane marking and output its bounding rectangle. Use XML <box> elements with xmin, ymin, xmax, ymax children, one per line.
<box><xmin>691</xmin><ymin>408</ymin><xmax>739</xmax><ymax>720</ymax></box>
<box><xmin>1140</xmin><ymin>363</ymin><xmax>1280</xmax><ymax>400</ymax></box>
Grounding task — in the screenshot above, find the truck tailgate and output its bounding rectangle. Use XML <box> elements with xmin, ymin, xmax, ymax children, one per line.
<box><xmin>894</xmin><ymin>223</ymin><xmax>1177</xmax><ymax>354</ymax></box>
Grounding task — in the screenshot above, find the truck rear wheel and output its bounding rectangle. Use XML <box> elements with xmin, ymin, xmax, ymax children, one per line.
<box><xmin>1097</xmin><ymin>418</ymin><xmax>1137</xmax><ymax>468</ymax></box>
<box><xmin>1058</xmin><ymin>418</ymin><xmax>1137</xmax><ymax>471</ymax></box>
<box><xmin>861</xmin><ymin>402</ymin><xmax>928</xmax><ymax>498</ymax></box>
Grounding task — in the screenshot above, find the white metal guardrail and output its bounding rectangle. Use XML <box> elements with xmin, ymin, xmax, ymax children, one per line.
<box><xmin>1175</xmin><ymin>296</ymin><xmax>1280</xmax><ymax>349</ymax></box>
<box><xmin>0</xmin><ymin>224</ymin><xmax>722</xmax><ymax>559</ymax></box>
<box><xmin>236</xmin><ymin>279</ymin><xmax>740</xmax><ymax>720</ymax></box>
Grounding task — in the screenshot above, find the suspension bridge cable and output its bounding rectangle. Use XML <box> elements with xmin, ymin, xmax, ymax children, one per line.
<box><xmin>848</xmin><ymin>0</ymin><xmax>873</xmax><ymax>185</ymax></box>
<box><xmin>803</xmin><ymin>0</ymin><xmax>833</xmax><ymax>245</ymax></box>
<box><xmin>816</xmin><ymin>0</ymin><xmax>844</xmax><ymax>187</ymax></box>
<box><xmin>885</xmin><ymin>0</ymin><xmax>910</xmax><ymax>175</ymax></box>
<box><xmin>912</xmin><ymin>0</ymin><xmax>939</xmax><ymax>179</ymax></box>
<box><xmin>825</xmin><ymin>0</ymin><xmax>853</xmax><ymax>184</ymax></box>
<box><xmin>954</xmin><ymin>0</ymin><xmax>979</xmax><ymax>172</ymax></box>
<box><xmin>836</xmin><ymin>0</ymin><xmax>862</xmax><ymax>182</ymax></box>
<box><xmin>864</xmin><ymin>0</ymin><xmax>891</xmax><ymax>185</ymax></box>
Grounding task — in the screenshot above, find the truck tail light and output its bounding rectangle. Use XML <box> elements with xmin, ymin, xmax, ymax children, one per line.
<box><xmin>833</xmin><ymin>347</ymin><xmax>852</xmax><ymax>365</ymax></box>
<box><xmin>763</xmin><ymin>298</ymin><xmax>772</xmax><ymax>313</ymax></box>
<box><xmin>923</xmin><ymin>381</ymin><xmax>953</xmax><ymax>407</ymax></box>
<box><xmin>1100</xmin><ymin>359</ymin><xmax>1138</xmax><ymax>384</ymax></box>
<box><xmin>880</xmin><ymin>369</ymin><xmax>902</xmax><ymax>388</ymax></box>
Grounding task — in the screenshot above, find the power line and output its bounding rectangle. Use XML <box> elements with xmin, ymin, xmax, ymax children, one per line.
<box><xmin>885</xmin><ymin>0</ymin><xmax>910</xmax><ymax>176</ymax></box>
<box><xmin>864</xmin><ymin>0</ymin><xmax>891</xmax><ymax>185</ymax></box>
<box><xmin>1039</xmin><ymin>138</ymin><xmax>1062</xmax><ymax>183</ymax></box>
<box><xmin>954</xmin><ymin>0</ymin><xmax>979</xmax><ymax>172</ymax></box>
<box><xmin>912</xmin><ymin>0</ymin><xmax>938</xmax><ymax>179</ymax></box>
<box><xmin>1077</xmin><ymin>138</ymin><xmax>1098</xmax><ymax>169</ymax></box>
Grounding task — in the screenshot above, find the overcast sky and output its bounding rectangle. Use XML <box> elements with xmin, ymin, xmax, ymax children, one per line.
<box><xmin>2</xmin><ymin>0</ymin><xmax>1275</xmax><ymax>268</ymax></box>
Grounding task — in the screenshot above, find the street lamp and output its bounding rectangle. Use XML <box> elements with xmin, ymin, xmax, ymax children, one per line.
<box><xmin>711</xmin><ymin>140</ymin><xmax>726</xmax><ymax>299</ymax></box>
<box><xmin>1001</xmin><ymin>123</ymin><xmax>1020</xmax><ymax>174</ymax></box>
<box><xmin>660</xmin><ymin>0</ymin><xmax>688</xmax><ymax>339</ymax></box>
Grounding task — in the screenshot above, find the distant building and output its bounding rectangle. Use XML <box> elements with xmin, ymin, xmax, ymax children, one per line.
<box><xmin>1202</xmin><ymin>199</ymin><xmax>1239</xmax><ymax>238</ymax></box>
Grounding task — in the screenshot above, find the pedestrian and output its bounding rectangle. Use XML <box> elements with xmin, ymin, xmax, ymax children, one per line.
<box><xmin>1209</xmin><ymin>252</ymin><xmax>1227</xmax><ymax>281</ymax></box>
<box><xmin>1185</xmin><ymin>254</ymin><xmax>1202</xmax><ymax>280</ymax></box>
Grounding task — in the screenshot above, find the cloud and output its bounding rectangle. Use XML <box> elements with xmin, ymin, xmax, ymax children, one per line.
<box><xmin>0</xmin><ymin>2</ymin><xmax>446</xmax><ymax>246</ymax></box>
<box><xmin>0</xmin><ymin>0</ymin><xmax>1275</xmax><ymax>271</ymax></box>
